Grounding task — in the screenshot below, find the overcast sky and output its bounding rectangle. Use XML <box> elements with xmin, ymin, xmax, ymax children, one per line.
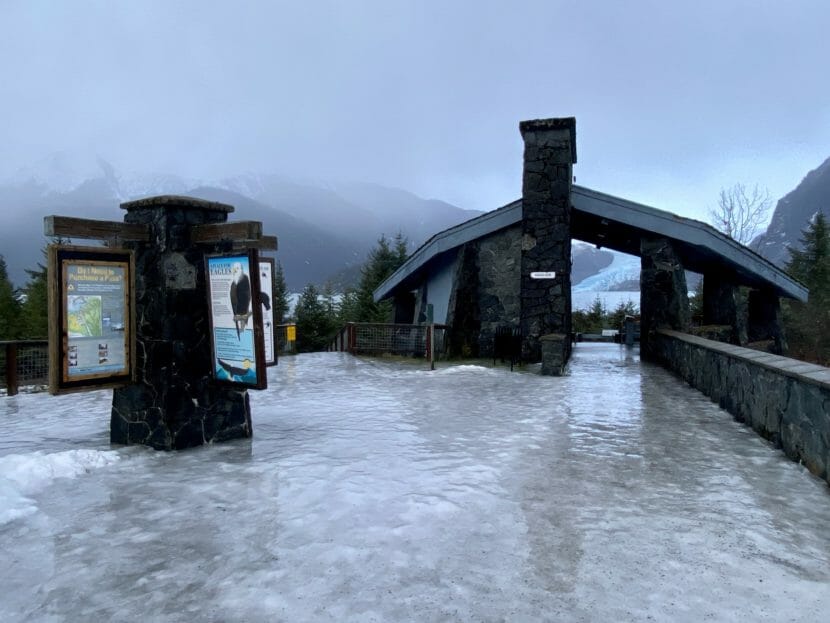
<box><xmin>2</xmin><ymin>0</ymin><xmax>828</xmax><ymax>220</ymax></box>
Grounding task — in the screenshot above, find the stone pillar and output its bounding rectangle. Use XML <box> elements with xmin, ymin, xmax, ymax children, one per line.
<box><xmin>446</xmin><ymin>243</ymin><xmax>481</xmax><ymax>357</ymax></box>
<box><xmin>540</xmin><ymin>333</ymin><xmax>568</xmax><ymax>376</ymax></box>
<box><xmin>702</xmin><ymin>273</ymin><xmax>745</xmax><ymax>344</ymax></box>
<box><xmin>519</xmin><ymin>117</ymin><xmax>576</xmax><ymax>366</ymax></box>
<box><xmin>640</xmin><ymin>237</ymin><xmax>690</xmax><ymax>357</ymax></box>
<box><xmin>747</xmin><ymin>289</ymin><xmax>787</xmax><ymax>354</ymax></box>
<box><xmin>111</xmin><ymin>196</ymin><xmax>253</xmax><ymax>450</ymax></box>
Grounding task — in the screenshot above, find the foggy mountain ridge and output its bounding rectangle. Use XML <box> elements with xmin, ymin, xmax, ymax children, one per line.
<box><xmin>1</xmin><ymin>160</ymin><xmax>640</xmax><ymax>295</ymax></box>
<box><xmin>0</xmin><ymin>164</ymin><xmax>484</xmax><ymax>291</ymax></box>
<box><xmin>752</xmin><ymin>155</ymin><xmax>830</xmax><ymax>267</ymax></box>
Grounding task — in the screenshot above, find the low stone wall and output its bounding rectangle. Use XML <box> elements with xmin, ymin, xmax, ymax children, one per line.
<box><xmin>654</xmin><ymin>329</ymin><xmax>830</xmax><ymax>485</ymax></box>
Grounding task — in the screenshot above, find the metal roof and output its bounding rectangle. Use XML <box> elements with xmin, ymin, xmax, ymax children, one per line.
<box><xmin>374</xmin><ymin>185</ymin><xmax>808</xmax><ymax>303</ymax></box>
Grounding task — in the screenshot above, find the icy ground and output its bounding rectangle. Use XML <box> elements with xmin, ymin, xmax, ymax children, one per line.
<box><xmin>2</xmin><ymin>345</ymin><xmax>830</xmax><ymax>622</ymax></box>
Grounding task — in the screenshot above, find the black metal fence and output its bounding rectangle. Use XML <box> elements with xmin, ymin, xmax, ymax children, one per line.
<box><xmin>493</xmin><ymin>326</ymin><xmax>522</xmax><ymax>371</ymax></box>
<box><xmin>329</xmin><ymin>323</ymin><xmax>448</xmax><ymax>359</ymax></box>
<box><xmin>1</xmin><ymin>341</ymin><xmax>49</xmax><ymax>396</ymax></box>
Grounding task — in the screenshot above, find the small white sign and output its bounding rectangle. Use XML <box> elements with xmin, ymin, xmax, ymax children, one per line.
<box><xmin>530</xmin><ymin>271</ymin><xmax>557</xmax><ymax>279</ymax></box>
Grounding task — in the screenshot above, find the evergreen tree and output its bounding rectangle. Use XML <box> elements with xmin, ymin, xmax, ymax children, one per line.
<box><xmin>18</xmin><ymin>262</ymin><xmax>49</xmax><ymax>339</ymax></box>
<box><xmin>272</xmin><ymin>260</ymin><xmax>290</xmax><ymax>324</ymax></box>
<box><xmin>787</xmin><ymin>213</ymin><xmax>830</xmax><ymax>301</ymax></box>
<box><xmin>337</xmin><ymin>288</ymin><xmax>360</xmax><ymax>325</ymax></box>
<box><xmin>294</xmin><ymin>283</ymin><xmax>337</xmax><ymax>352</ymax></box>
<box><xmin>321</xmin><ymin>280</ymin><xmax>337</xmax><ymax>319</ymax></box>
<box><xmin>0</xmin><ymin>255</ymin><xmax>20</xmax><ymax>340</ymax></box>
<box><xmin>785</xmin><ymin>213</ymin><xmax>830</xmax><ymax>363</ymax></box>
<box><xmin>607</xmin><ymin>300</ymin><xmax>638</xmax><ymax>331</ymax></box>
<box><xmin>342</xmin><ymin>233</ymin><xmax>409</xmax><ymax>323</ymax></box>
<box><xmin>585</xmin><ymin>296</ymin><xmax>606</xmax><ymax>332</ymax></box>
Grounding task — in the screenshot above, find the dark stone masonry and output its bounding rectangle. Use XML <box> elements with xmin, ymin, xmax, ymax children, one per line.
<box><xmin>110</xmin><ymin>196</ymin><xmax>253</xmax><ymax>450</ymax></box>
<box><xmin>639</xmin><ymin>237</ymin><xmax>690</xmax><ymax>359</ymax></box>
<box><xmin>655</xmin><ymin>329</ymin><xmax>830</xmax><ymax>485</ymax></box>
<box><xmin>519</xmin><ymin>117</ymin><xmax>576</xmax><ymax>368</ymax></box>
<box><xmin>476</xmin><ymin>227</ymin><xmax>522</xmax><ymax>355</ymax></box>
<box><xmin>445</xmin><ymin>227</ymin><xmax>522</xmax><ymax>358</ymax></box>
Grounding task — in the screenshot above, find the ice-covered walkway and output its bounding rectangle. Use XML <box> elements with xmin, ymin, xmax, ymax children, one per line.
<box><xmin>1</xmin><ymin>344</ymin><xmax>829</xmax><ymax>622</ymax></box>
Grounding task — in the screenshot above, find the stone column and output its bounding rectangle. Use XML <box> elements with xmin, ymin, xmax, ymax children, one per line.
<box><xmin>702</xmin><ymin>273</ymin><xmax>745</xmax><ymax>344</ymax></box>
<box><xmin>747</xmin><ymin>288</ymin><xmax>787</xmax><ymax>354</ymax></box>
<box><xmin>640</xmin><ymin>237</ymin><xmax>690</xmax><ymax>357</ymax></box>
<box><xmin>446</xmin><ymin>243</ymin><xmax>481</xmax><ymax>357</ymax></box>
<box><xmin>519</xmin><ymin>117</ymin><xmax>576</xmax><ymax>366</ymax></box>
<box><xmin>111</xmin><ymin>196</ymin><xmax>253</xmax><ymax>450</ymax></box>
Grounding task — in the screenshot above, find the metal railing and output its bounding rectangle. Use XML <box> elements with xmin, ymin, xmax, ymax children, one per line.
<box><xmin>1</xmin><ymin>340</ymin><xmax>49</xmax><ymax>396</ymax></box>
<box><xmin>329</xmin><ymin>323</ymin><xmax>448</xmax><ymax>359</ymax></box>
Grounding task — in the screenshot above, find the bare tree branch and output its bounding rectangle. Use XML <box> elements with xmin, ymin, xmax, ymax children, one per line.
<box><xmin>708</xmin><ymin>183</ymin><xmax>772</xmax><ymax>244</ymax></box>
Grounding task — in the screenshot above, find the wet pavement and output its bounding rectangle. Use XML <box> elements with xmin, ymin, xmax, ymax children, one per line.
<box><xmin>1</xmin><ymin>343</ymin><xmax>829</xmax><ymax>621</ymax></box>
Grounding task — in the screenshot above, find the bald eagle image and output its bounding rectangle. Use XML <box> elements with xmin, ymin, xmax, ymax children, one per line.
<box><xmin>230</xmin><ymin>262</ymin><xmax>252</xmax><ymax>339</ymax></box>
<box><xmin>217</xmin><ymin>357</ymin><xmax>253</xmax><ymax>381</ymax></box>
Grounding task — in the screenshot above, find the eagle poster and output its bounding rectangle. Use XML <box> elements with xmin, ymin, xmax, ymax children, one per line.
<box><xmin>205</xmin><ymin>251</ymin><xmax>266</xmax><ymax>389</ymax></box>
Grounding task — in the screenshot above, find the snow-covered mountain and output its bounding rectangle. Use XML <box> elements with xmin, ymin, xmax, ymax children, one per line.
<box><xmin>752</xmin><ymin>155</ymin><xmax>830</xmax><ymax>267</ymax></box>
<box><xmin>0</xmin><ymin>161</ymin><xmax>481</xmax><ymax>291</ymax></box>
<box><xmin>2</xmin><ymin>155</ymin><xmax>651</xmax><ymax>297</ymax></box>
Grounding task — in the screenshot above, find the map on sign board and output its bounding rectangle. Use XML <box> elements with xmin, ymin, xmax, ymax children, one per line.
<box><xmin>64</xmin><ymin>262</ymin><xmax>130</xmax><ymax>380</ymax></box>
<box><xmin>48</xmin><ymin>245</ymin><xmax>135</xmax><ymax>394</ymax></box>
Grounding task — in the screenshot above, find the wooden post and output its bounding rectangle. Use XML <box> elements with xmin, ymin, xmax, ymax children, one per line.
<box><xmin>428</xmin><ymin>324</ymin><xmax>435</xmax><ymax>371</ymax></box>
<box><xmin>6</xmin><ymin>342</ymin><xmax>18</xmax><ymax>396</ymax></box>
<box><xmin>624</xmin><ymin>316</ymin><xmax>635</xmax><ymax>346</ymax></box>
<box><xmin>348</xmin><ymin>323</ymin><xmax>356</xmax><ymax>354</ymax></box>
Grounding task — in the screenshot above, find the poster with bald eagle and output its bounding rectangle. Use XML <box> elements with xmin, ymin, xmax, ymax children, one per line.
<box><xmin>205</xmin><ymin>251</ymin><xmax>267</xmax><ymax>389</ymax></box>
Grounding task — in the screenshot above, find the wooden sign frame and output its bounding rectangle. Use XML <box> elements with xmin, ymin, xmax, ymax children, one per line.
<box><xmin>48</xmin><ymin>245</ymin><xmax>136</xmax><ymax>394</ymax></box>
<box><xmin>205</xmin><ymin>250</ymin><xmax>267</xmax><ymax>389</ymax></box>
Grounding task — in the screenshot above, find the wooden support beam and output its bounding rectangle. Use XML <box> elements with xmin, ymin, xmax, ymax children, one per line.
<box><xmin>44</xmin><ymin>216</ymin><xmax>150</xmax><ymax>242</ymax></box>
<box><xmin>191</xmin><ymin>221</ymin><xmax>262</xmax><ymax>244</ymax></box>
<box><xmin>232</xmin><ymin>235</ymin><xmax>278</xmax><ymax>251</ymax></box>
<box><xmin>5</xmin><ymin>343</ymin><xmax>18</xmax><ymax>396</ymax></box>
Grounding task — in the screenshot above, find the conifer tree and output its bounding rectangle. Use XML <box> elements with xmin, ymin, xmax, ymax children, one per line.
<box><xmin>785</xmin><ymin>213</ymin><xmax>830</xmax><ymax>363</ymax></box>
<box><xmin>342</xmin><ymin>233</ymin><xmax>409</xmax><ymax>323</ymax></box>
<box><xmin>294</xmin><ymin>283</ymin><xmax>336</xmax><ymax>352</ymax></box>
<box><xmin>18</xmin><ymin>262</ymin><xmax>49</xmax><ymax>339</ymax></box>
<box><xmin>272</xmin><ymin>260</ymin><xmax>290</xmax><ymax>324</ymax></box>
<box><xmin>0</xmin><ymin>255</ymin><xmax>20</xmax><ymax>340</ymax></box>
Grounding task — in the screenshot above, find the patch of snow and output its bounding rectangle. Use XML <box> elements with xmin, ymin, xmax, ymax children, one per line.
<box><xmin>0</xmin><ymin>449</ymin><xmax>123</xmax><ymax>525</ymax></box>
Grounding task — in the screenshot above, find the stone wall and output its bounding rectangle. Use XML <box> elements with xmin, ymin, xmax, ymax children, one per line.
<box><xmin>640</xmin><ymin>237</ymin><xmax>689</xmax><ymax>359</ymax></box>
<box><xmin>654</xmin><ymin>329</ymin><xmax>830</xmax><ymax>485</ymax></box>
<box><xmin>446</xmin><ymin>242</ymin><xmax>480</xmax><ymax>357</ymax></box>
<box><xmin>477</xmin><ymin>225</ymin><xmax>521</xmax><ymax>355</ymax></box>
<box><xmin>445</xmin><ymin>226</ymin><xmax>522</xmax><ymax>358</ymax></box>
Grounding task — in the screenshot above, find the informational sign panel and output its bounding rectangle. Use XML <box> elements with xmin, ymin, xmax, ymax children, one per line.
<box><xmin>48</xmin><ymin>245</ymin><xmax>135</xmax><ymax>394</ymax></box>
<box><xmin>530</xmin><ymin>271</ymin><xmax>557</xmax><ymax>279</ymax></box>
<box><xmin>258</xmin><ymin>258</ymin><xmax>277</xmax><ymax>366</ymax></box>
<box><xmin>205</xmin><ymin>250</ymin><xmax>267</xmax><ymax>389</ymax></box>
